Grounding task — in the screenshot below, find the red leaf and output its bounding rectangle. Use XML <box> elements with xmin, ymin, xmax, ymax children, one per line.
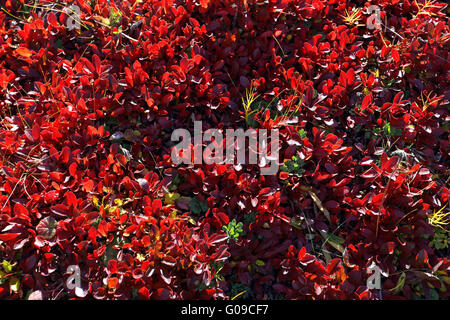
<box><xmin>326</xmin><ymin>259</ymin><xmax>341</xmax><ymax>274</ymax></box>
<box><xmin>361</xmin><ymin>94</ymin><xmax>373</xmax><ymax>111</ymax></box>
<box><xmin>0</xmin><ymin>233</ymin><xmax>21</xmax><ymax>241</ymax></box>
<box><xmin>279</xmin><ymin>172</ymin><xmax>289</xmax><ymax>180</ymax></box>
<box><xmin>48</xmin><ymin>12</ymin><xmax>58</xmax><ymax>27</ymax></box>
<box><xmin>161</xmin><ymin>256</ymin><xmax>177</xmax><ymax>267</ymax></box>
<box><xmin>124</xmin><ymin>225</ymin><xmax>137</xmax><ymax>234</ymax></box>
<box><xmin>32</xmin><ymin>123</ymin><xmax>40</xmax><ymax>141</ymax></box>
<box><xmin>393</xmin><ymin>92</ymin><xmax>404</xmax><ymax>105</ymax></box>
<box><xmin>391</xmin><ymin>48</ymin><xmax>400</xmax><ymax>63</ymax></box>
<box><xmin>386</xmin><ymin>242</ymin><xmax>395</xmax><ymax>254</ymax></box>
<box><xmin>161</xmin><ymin>0</ymin><xmax>174</xmax><ymax>14</ymax></box>
<box><xmin>124</xmin><ymin>67</ymin><xmax>133</xmax><ymax>87</ymax></box>
<box><xmin>108</xmin><ymin>277</ymin><xmax>119</xmax><ymax>289</ymax></box>
<box><xmin>152</xmin><ymin>199</ymin><xmax>162</xmax><ymax>215</ymax></box>
<box><xmin>69</xmin><ymin>162</ymin><xmax>77</xmax><ymax>177</ymax></box>
<box><xmin>382</xmin><ymin>155</ymin><xmax>399</xmax><ymax>172</ymax></box>
<box><xmin>92</xmin><ymin>54</ymin><xmax>102</xmax><ymax>76</ymax></box>
<box><xmin>200</xmin><ymin>0</ymin><xmax>210</xmax><ymax>9</ymax></box>
<box><xmin>346</xmin><ymin>68</ymin><xmax>355</xmax><ymax>87</ymax></box>
<box><xmin>98</xmin><ymin>220</ymin><xmax>108</xmax><ymax>237</ymax></box>
<box><xmin>49</xmin><ymin>171</ymin><xmax>64</xmax><ymax>182</ymax></box>
<box><xmin>82</xmin><ymin>179</ymin><xmax>94</xmax><ymax>192</ymax></box>
<box><xmin>61</xmin><ymin>146</ymin><xmax>71</xmax><ymax>163</ymax></box>
<box><xmin>88</xmin><ymin>227</ymin><xmax>98</xmax><ymax>243</ymax></box>
<box><xmin>416</xmin><ymin>249</ymin><xmax>429</xmax><ymax>266</ymax></box>
<box><xmin>138</xmin><ymin>287</ymin><xmax>149</xmax><ymax>299</ymax></box>
<box><xmin>14</xmin><ymin>203</ymin><xmax>28</xmax><ymax>216</ymax></box>
<box><xmin>361</xmin><ymin>168</ymin><xmax>378</xmax><ymax>179</ymax></box>
<box><xmin>16</xmin><ymin>47</ymin><xmax>33</xmax><ymax>58</ymax></box>
<box><xmin>49</xmin><ymin>145</ymin><xmax>59</xmax><ymax>161</ymax></box>
<box><xmin>214</xmin><ymin>211</ymin><xmax>229</xmax><ymax>225</ymax></box>
<box><xmin>87</xmin><ymin>126</ymin><xmax>98</xmax><ymax>137</ymax></box>
<box><xmin>65</xmin><ymin>191</ymin><xmax>77</xmax><ymax>207</ymax></box>
<box><xmin>50</xmin><ymin>204</ymin><xmax>68</xmax><ymax>218</ymax></box>
<box><xmin>381</xmin><ymin>46</ymin><xmax>389</xmax><ymax>59</ymax></box>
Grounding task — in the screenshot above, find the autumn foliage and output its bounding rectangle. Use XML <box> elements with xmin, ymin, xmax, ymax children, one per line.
<box><xmin>0</xmin><ymin>0</ymin><xmax>449</xmax><ymax>300</ymax></box>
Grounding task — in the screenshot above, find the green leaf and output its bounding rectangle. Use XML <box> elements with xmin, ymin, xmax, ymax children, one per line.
<box><xmin>54</xmin><ymin>39</ymin><xmax>64</xmax><ymax>49</ymax></box>
<box><xmin>103</xmin><ymin>244</ymin><xmax>118</xmax><ymax>266</ymax></box>
<box><xmin>2</xmin><ymin>260</ymin><xmax>13</xmax><ymax>273</ymax></box>
<box><xmin>190</xmin><ymin>198</ymin><xmax>202</xmax><ymax>214</ymax></box>
<box><xmin>289</xmin><ymin>216</ymin><xmax>303</xmax><ymax>230</ymax></box>
<box><xmin>255</xmin><ymin>260</ymin><xmax>265</xmax><ymax>267</ymax></box>
<box><xmin>429</xmin><ymin>288</ymin><xmax>439</xmax><ymax>300</ymax></box>
<box><xmin>390</xmin><ymin>272</ymin><xmax>406</xmax><ymax>295</ymax></box>
<box><xmin>200</xmin><ymin>200</ymin><xmax>208</xmax><ymax>212</ymax></box>
<box><xmin>92</xmin><ymin>216</ymin><xmax>102</xmax><ymax>228</ymax></box>
<box><xmin>223</xmin><ymin>219</ymin><xmax>244</xmax><ymax>242</ymax></box>
<box><xmin>298</xmin><ymin>129</ymin><xmax>307</xmax><ymax>139</ymax></box>
<box><xmin>190</xmin><ymin>197</ymin><xmax>208</xmax><ymax>214</ymax></box>
<box><xmin>324</xmin><ymin>233</ymin><xmax>345</xmax><ymax>245</ymax></box>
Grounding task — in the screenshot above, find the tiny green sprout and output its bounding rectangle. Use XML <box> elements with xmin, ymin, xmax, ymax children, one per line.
<box><xmin>109</xmin><ymin>8</ymin><xmax>122</xmax><ymax>27</ymax></box>
<box><xmin>298</xmin><ymin>129</ymin><xmax>307</xmax><ymax>139</ymax></box>
<box><xmin>281</xmin><ymin>155</ymin><xmax>305</xmax><ymax>177</ymax></box>
<box><xmin>383</xmin><ymin>122</ymin><xmax>402</xmax><ymax>138</ymax></box>
<box><xmin>223</xmin><ymin>219</ymin><xmax>244</xmax><ymax>242</ymax></box>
